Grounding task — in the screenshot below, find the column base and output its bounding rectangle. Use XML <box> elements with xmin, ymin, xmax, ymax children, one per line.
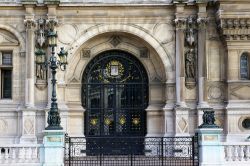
<box><xmin>41</xmin><ymin>130</ymin><xmax>65</xmax><ymax>166</ymax></box>
<box><xmin>175</xmin><ymin>101</ymin><xmax>187</xmax><ymax>108</ymax></box>
<box><xmin>196</xmin><ymin>128</ymin><xmax>224</xmax><ymax>166</ymax></box>
<box><xmin>197</xmin><ymin>102</ymin><xmax>210</xmax><ymax>109</ymax></box>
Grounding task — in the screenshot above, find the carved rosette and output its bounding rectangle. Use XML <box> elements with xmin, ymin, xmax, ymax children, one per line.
<box><xmin>24</xmin><ymin>19</ymin><xmax>36</xmax><ymax>30</ymax></box>
<box><xmin>197</xmin><ymin>17</ymin><xmax>208</xmax><ymax>29</ymax></box>
<box><xmin>174</xmin><ymin>18</ymin><xmax>186</xmax><ymax>30</ymax></box>
<box><xmin>46</xmin><ymin>18</ymin><xmax>58</xmax><ymax>30</ymax></box>
<box><xmin>218</xmin><ymin>18</ymin><xmax>250</xmax><ymax>41</ymax></box>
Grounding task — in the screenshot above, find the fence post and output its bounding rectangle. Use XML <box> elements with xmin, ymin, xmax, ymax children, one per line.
<box><xmin>196</xmin><ymin>128</ymin><xmax>224</xmax><ymax>166</ymax></box>
<box><xmin>69</xmin><ymin>137</ymin><xmax>71</xmax><ymax>166</ymax></box>
<box><xmin>41</xmin><ymin>130</ymin><xmax>65</xmax><ymax>166</ymax></box>
<box><xmin>161</xmin><ymin>137</ymin><xmax>164</xmax><ymax>166</ymax></box>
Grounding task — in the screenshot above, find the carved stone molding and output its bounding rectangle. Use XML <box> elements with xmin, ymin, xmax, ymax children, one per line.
<box><xmin>197</xmin><ymin>17</ymin><xmax>208</xmax><ymax>29</ymax></box>
<box><xmin>139</xmin><ymin>47</ymin><xmax>149</xmax><ymax>58</ymax></box>
<box><xmin>173</xmin><ymin>0</ymin><xmax>188</xmax><ymax>3</ymax></box>
<box><xmin>109</xmin><ymin>35</ymin><xmax>121</xmax><ymax>47</ymax></box>
<box><xmin>81</xmin><ymin>48</ymin><xmax>91</xmax><ymax>58</ymax></box>
<box><xmin>174</xmin><ymin>18</ymin><xmax>186</xmax><ymax>30</ymax></box>
<box><xmin>24</xmin><ymin>19</ymin><xmax>36</xmax><ymax>30</ymax></box>
<box><xmin>218</xmin><ymin>18</ymin><xmax>250</xmax><ymax>41</ymax></box>
<box><xmin>35</xmin><ymin>79</ymin><xmax>47</xmax><ymax>90</ymax></box>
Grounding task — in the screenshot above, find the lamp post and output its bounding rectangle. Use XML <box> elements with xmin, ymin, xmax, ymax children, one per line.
<box><xmin>35</xmin><ymin>29</ymin><xmax>68</xmax><ymax>130</ymax></box>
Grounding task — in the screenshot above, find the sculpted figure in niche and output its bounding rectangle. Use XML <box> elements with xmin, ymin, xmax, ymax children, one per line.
<box><xmin>36</xmin><ymin>64</ymin><xmax>46</xmax><ymax>80</ymax></box>
<box><xmin>185</xmin><ymin>48</ymin><xmax>195</xmax><ymax>79</ymax></box>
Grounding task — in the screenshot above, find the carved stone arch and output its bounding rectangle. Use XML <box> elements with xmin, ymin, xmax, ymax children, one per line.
<box><xmin>0</xmin><ymin>24</ymin><xmax>25</xmax><ymax>51</ymax></box>
<box><xmin>66</xmin><ymin>24</ymin><xmax>174</xmax><ymax>82</ymax></box>
<box><xmin>73</xmin><ymin>48</ymin><xmax>158</xmax><ymax>84</ymax></box>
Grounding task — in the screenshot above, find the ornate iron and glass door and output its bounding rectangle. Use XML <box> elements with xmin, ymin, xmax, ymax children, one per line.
<box><xmin>82</xmin><ymin>50</ymin><xmax>148</xmax><ymax>154</ymax></box>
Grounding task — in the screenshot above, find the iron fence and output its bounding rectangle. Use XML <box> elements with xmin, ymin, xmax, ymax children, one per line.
<box><xmin>64</xmin><ymin>134</ymin><xmax>199</xmax><ymax>166</ymax></box>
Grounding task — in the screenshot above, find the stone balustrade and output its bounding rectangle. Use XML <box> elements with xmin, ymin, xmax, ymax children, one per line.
<box><xmin>222</xmin><ymin>142</ymin><xmax>250</xmax><ymax>165</ymax></box>
<box><xmin>0</xmin><ymin>0</ymin><xmax>20</xmax><ymax>3</ymax></box>
<box><xmin>0</xmin><ymin>144</ymin><xmax>42</xmax><ymax>165</ymax></box>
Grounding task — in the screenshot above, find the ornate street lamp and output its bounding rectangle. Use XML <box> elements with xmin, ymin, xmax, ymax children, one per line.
<box><xmin>35</xmin><ymin>29</ymin><xmax>68</xmax><ymax>130</ymax></box>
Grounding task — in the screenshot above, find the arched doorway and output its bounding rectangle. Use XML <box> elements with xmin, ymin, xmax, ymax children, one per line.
<box><xmin>82</xmin><ymin>50</ymin><xmax>148</xmax><ymax>154</ymax></box>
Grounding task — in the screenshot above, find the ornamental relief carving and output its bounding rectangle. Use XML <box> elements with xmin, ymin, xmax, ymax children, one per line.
<box><xmin>207</xmin><ymin>82</ymin><xmax>225</xmax><ymax>101</ymax></box>
<box><xmin>24</xmin><ymin>118</ymin><xmax>34</xmax><ymax>135</ymax></box>
<box><xmin>177</xmin><ymin>117</ymin><xmax>188</xmax><ymax>133</ymax></box>
<box><xmin>218</xmin><ymin>18</ymin><xmax>250</xmax><ymax>41</ymax></box>
<box><xmin>0</xmin><ymin>119</ymin><xmax>7</xmax><ymax>133</ymax></box>
<box><xmin>230</xmin><ymin>85</ymin><xmax>250</xmax><ymax>100</ymax></box>
<box><xmin>57</xmin><ymin>24</ymin><xmax>78</xmax><ymax>45</ymax></box>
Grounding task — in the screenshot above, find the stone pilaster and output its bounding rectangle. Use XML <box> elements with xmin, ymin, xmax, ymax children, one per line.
<box><xmin>146</xmin><ymin>104</ymin><xmax>164</xmax><ymax>137</ymax></box>
<box><xmin>197</xmin><ymin>17</ymin><xmax>209</xmax><ymax>109</ymax></box>
<box><xmin>21</xmin><ymin>5</ymin><xmax>37</xmax><ymax>143</ymax></box>
<box><xmin>163</xmin><ymin>82</ymin><xmax>175</xmax><ymax>136</ymax></box>
<box><xmin>173</xmin><ymin>4</ymin><xmax>190</xmax><ymax>136</ymax></box>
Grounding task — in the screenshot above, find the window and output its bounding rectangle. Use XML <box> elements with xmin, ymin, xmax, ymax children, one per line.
<box><xmin>0</xmin><ymin>51</ymin><xmax>12</xmax><ymax>99</ymax></box>
<box><xmin>240</xmin><ymin>52</ymin><xmax>249</xmax><ymax>79</ymax></box>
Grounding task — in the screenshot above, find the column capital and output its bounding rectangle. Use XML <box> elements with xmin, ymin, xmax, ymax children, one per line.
<box><xmin>197</xmin><ymin>17</ymin><xmax>208</xmax><ymax>29</ymax></box>
<box><xmin>174</xmin><ymin>18</ymin><xmax>186</xmax><ymax>30</ymax></box>
<box><xmin>24</xmin><ymin>18</ymin><xmax>36</xmax><ymax>30</ymax></box>
<box><xmin>46</xmin><ymin>18</ymin><xmax>58</xmax><ymax>30</ymax></box>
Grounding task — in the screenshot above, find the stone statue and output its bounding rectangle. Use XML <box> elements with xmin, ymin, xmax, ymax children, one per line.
<box><xmin>185</xmin><ymin>48</ymin><xmax>195</xmax><ymax>79</ymax></box>
<box><xmin>36</xmin><ymin>64</ymin><xmax>46</xmax><ymax>80</ymax></box>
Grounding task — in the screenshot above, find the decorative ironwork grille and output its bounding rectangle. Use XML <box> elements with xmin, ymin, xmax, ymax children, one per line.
<box><xmin>64</xmin><ymin>135</ymin><xmax>199</xmax><ymax>166</ymax></box>
<box><xmin>82</xmin><ymin>50</ymin><xmax>148</xmax><ymax>153</ymax></box>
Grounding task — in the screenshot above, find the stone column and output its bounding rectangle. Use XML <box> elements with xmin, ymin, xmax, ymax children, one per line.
<box><xmin>24</xmin><ymin>11</ymin><xmax>36</xmax><ymax>108</ymax></box>
<box><xmin>197</xmin><ymin>17</ymin><xmax>209</xmax><ymax>109</ymax></box>
<box><xmin>20</xmin><ymin>5</ymin><xmax>37</xmax><ymax>143</ymax></box>
<box><xmin>174</xmin><ymin>16</ymin><xmax>190</xmax><ymax>136</ymax></box>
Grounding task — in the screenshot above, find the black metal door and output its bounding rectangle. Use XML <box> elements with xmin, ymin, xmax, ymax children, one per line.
<box><xmin>82</xmin><ymin>50</ymin><xmax>148</xmax><ymax>155</ymax></box>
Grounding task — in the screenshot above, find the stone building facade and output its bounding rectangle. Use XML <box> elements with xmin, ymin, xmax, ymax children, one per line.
<box><xmin>0</xmin><ymin>0</ymin><xmax>249</xmax><ymax>145</ymax></box>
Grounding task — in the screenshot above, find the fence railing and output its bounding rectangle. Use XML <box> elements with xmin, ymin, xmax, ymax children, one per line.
<box><xmin>64</xmin><ymin>135</ymin><xmax>199</xmax><ymax>166</ymax></box>
<box><xmin>0</xmin><ymin>144</ymin><xmax>42</xmax><ymax>165</ymax></box>
<box><xmin>222</xmin><ymin>142</ymin><xmax>250</xmax><ymax>165</ymax></box>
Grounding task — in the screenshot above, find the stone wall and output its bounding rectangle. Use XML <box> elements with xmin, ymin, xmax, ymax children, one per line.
<box><xmin>0</xmin><ymin>0</ymin><xmax>249</xmax><ymax>143</ymax></box>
